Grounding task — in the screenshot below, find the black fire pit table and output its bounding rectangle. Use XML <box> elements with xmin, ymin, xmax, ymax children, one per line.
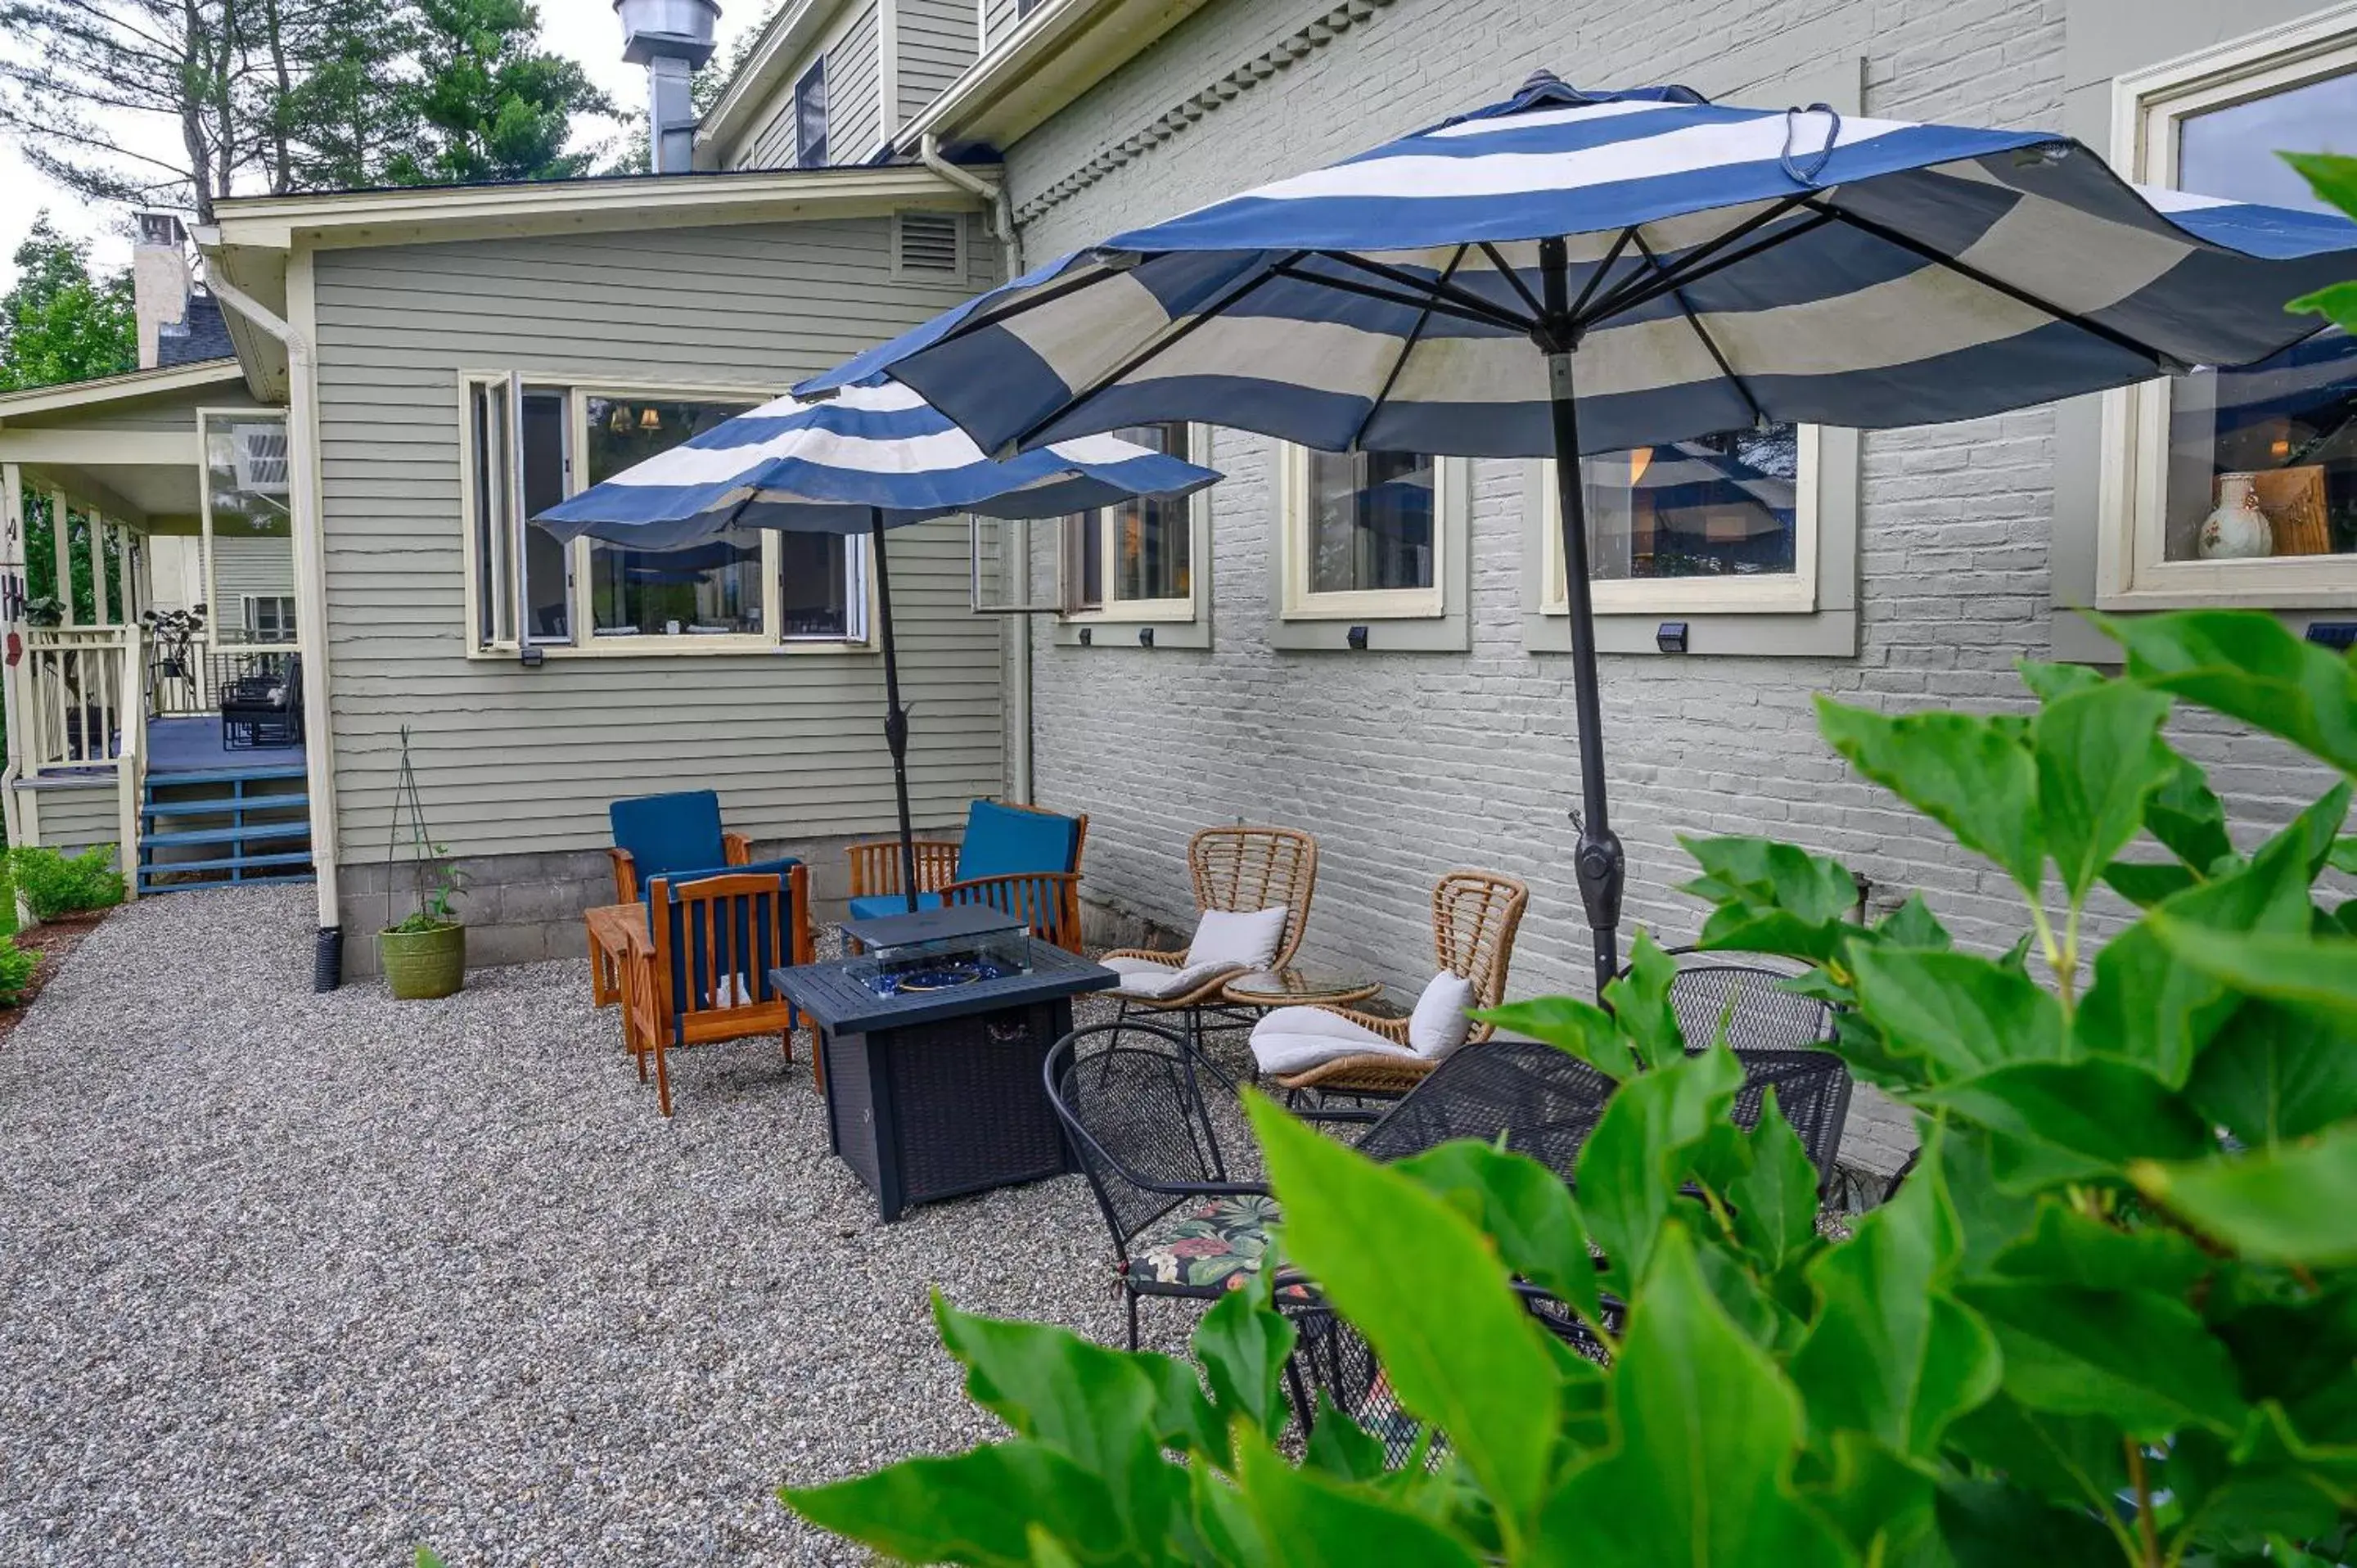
<box><xmin>771</xmin><ymin>906</ymin><xmax>1118</xmax><ymax>1222</ymax></box>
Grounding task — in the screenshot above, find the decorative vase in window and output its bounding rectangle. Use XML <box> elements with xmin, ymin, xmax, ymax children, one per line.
<box><xmin>2199</xmin><ymin>473</ymin><xmax>2274</xmax><ymax>561</ymax></box>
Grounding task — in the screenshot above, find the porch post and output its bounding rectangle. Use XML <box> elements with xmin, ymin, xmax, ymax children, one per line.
<box><xmin>1</xmin><ymin>463</ymin><xmax>23</xmax><ymax>845</ymax></box>
<box><xmin>90</xmin><ymin>511</ymin><xmax>110</xmax><ymax>626</ymax></box>
<box><xmin>49</xmin><ymin>489</ymin><xmax>73</xmax><ymax>628</ymax></box>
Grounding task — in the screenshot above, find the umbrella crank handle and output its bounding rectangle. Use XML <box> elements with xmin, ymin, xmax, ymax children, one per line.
<box><xmin>1566</xmin><ymin>807</ymin><xmax>1627</xmax><ymax>947</ymax></box>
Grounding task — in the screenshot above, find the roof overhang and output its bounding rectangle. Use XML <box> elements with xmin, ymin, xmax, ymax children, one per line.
<box><xmin>198</xmin><ymin>164</ymin><xmax>989</xmax><ymax>401</ymax></box>
<box><xmin>894</xmin><ymin>0</ymin><xmax>1220</xmax><ymax>156</ymax></box>
<box><xmin>0</xmin><ymin>359</ymin><xmax>245</xmax><ymax>423</ymax></box>
<box><xmin>695</xmin><ymin>0</ymin><xmax>860</xmax><ymax>166</ymax></box>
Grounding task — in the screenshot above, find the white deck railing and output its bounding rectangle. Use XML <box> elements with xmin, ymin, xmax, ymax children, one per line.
<box><xmin>20</xmin><ymin>625</ymin><xmax>143</xmax><ymax>775</ymax></box>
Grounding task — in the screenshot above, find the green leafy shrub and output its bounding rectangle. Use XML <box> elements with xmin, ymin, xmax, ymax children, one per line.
<box><xmin>777</xmin><ymin>607</ymin><xmax>2357</xmax><ymax>1566</ymax></box>
<box><xmin>8</xmin><ymin>845</ymin><xmax>126</xmax><ymax>922</ymax></box>
<box><xmin>0</xmin><ymin>935</ymin><xmax>38</xmax><ymax>1005</ymax></box>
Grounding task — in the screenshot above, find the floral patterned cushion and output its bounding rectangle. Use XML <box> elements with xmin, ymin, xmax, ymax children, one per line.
<box><xmin>1124</xmin><ymin>1194</ymin><xmax>1281</xmax><ymax>1292</ymax></box>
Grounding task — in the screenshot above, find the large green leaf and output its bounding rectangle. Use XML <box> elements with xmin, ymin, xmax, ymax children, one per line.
<box><xmin>1943</xmin><ymin>1394</ymin><xmax>2129</xmax><ymax>1517</ymax></box>
<box><xmin>1533</xmin><ymin>1222</ymin><xmax>1855</xmax><ymax>1568</ymax></box>
<box><xmin>2099</xmin><ymin>609</ymin><xmax>2357</xmax><ymax>777</ymax></box>
<box><xmin>1191</xmin><ymin>1277</ymin><xmax>1296</xmax><ymax>1440</ymax></box>
<box><xmin>1679</xmin><ymin>835</ymin><xmax>1859</xmax><ymax>922</ymax></box>
<box><xmin>1990</xmin><ymin>1199</ymin><xmax>2211</xmax><ymax>1295</ymax></box>
<box><xmin>2149</xmin><ymin>920</ymin><xmax>2357</xmax><ymax>1025</ymax></box>
<box><xmin>1600</xmin><ymin>930</ymin><xmax>1687</xmax><ymax>1069</ymax></box>
<box><xmin>1300</xmin><ymin>1391</ymin><xmax>1387</xmax><ymax>1483</ymax></box>
<box><xmin>1790</xmin><ymin>1133</ymin><xmax>1999</xmax><ymax>1459</ymax></box>
<box><xmin>2078</xmin><ymin>793</ymin><xmax>2338</xmax><ymax>1084</ymax></box>
<box><xmin>1918</xmin><ymin>1057</ymin><xmax>2215</xmax><ymax>1178</ymax></box>
<box><xmin>1934</xmin><ymin>1480</ymin><xmax>2126</xmax><ymax>1567</ymax></box>
<box><xmin>2030</xmin><ymin>678</ymin><xmax>2175</xmax><ymax>904</ymax></box>
<box><xmin>2286</xmin><ymin>155</ymin><xmax>2357</xmax><ymax>330</ymax></box>
<box><xmin>2134</xmin><ymin>1124</ymin><xmax>2357</xmax><ymax>1265</ymax></box>
<box><xmin>1247</xmin><ymin>1093</ymin><xmax>1562</xmax><ymax>1545</ymax></box>
<box><xmin>1846</xmin><ymin>947</ymin><xmax>2070</xmax><ymax>1079</ymax></box>
<box><xmin>2145</xmin><ymin>747</ymin><xmax>2236</xmax><ymax>873</ymax></box>
<box><xmin>1575</xmin><ymin>1045</ymin><xmax>1744</xmax><ymax>1295</ymax></box>
<box><xmin>1477</xmin><ymin>996</ymin><xmax>1638</xmax><ymax>1081</ymax></box>
<box><xmin>1816</xmin><ymin>698</ymin><xmax>2044</xmax><ymax>897</ymax></box>
<box><xmin>1724</xmin><ymin>1089</ymin><xmax>1823</xmax><ymax>1275</ymax></box>
<box><xmin>935</xmin><ymin>1300</ymin><xmax>1183</xmax><ymax>1543</ymax></box>
<box><xmin>2017</xmin><ymin>659</ymin><xmax>2107</xmax><ymax>704</ymax></box>
<box><xmin>2184</xmin><ymin>1000</ymin><xmax>2357</xmax><ymax>1147</ymax></box>
<box><xmin>1873</xmin><ymin>893</ymin><xmax>1953</xmax><ymax>952</ymax></box>
<box><xmin>1958</xmin><ymin>1279</ymin><xmax>2250</xmax><ymax>1438</ymax></box>
<box><xmin>782</xmin><ymin>1440</ymin><xmax>1128</xmax><ymax>1568</ymax></box>
<box><xmin>1396</xmin><ymin>1138</ymin><xmax>1602</xmax><ymax>1325</ymax></box>
<box><xmin>1229</xmin><ymin>1435</ymin><xmax>1487</xmax><ymax>1567</ymax></box>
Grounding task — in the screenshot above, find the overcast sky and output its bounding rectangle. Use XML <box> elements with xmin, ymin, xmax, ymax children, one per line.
<box><xmin>0</xmin><ymin>0</ymin><xmax>770</xmax><ymax>291</ymax></box>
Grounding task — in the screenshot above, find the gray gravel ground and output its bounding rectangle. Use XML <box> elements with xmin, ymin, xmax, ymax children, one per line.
<box><xmin>0</xmin><ymin>886</ymin><xmax>1251</xmax><ymax>1566</ymax></box>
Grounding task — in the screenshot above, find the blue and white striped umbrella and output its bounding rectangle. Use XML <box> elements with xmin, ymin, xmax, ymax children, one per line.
<box><xmin>797</xmin><ymin>73</ymin><xmax>2357</xmax><ymax>985</ymax></box>
<box><xmin>534</xmin><ymin>378</ymin><xmax>1219</xmax><ymax>552</ymax></box>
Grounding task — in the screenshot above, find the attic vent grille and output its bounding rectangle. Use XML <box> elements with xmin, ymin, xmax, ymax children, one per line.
<box><xmin>231</xmin><ymin>423</ymin><xmax>291</xmax><ymax>493</ymax></box>
<box><xmin>894</xmin><ymin>211</ymin><xmax>963</xmax><ymax>277</ymax></box>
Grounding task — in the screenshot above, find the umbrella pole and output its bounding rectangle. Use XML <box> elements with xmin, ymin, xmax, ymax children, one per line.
<box><xmin>870</xmin><ymin>510</ymin><xmax>921</xmax><ymax>912</ymax></box>
<box><xmin>1539</xmin><ymin>238</ymin><xmax>1626</xmax><ymax>996</ymax></box>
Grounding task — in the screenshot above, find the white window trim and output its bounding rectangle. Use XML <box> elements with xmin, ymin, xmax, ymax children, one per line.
<box><xmin>457</xmin><ymin>372</ymin><xmax>881</xmax><ymax>660</ymax></box>
<box><xmin>1276</xmin><ymin>443</ymin><xmax>1452</xmax><ymax>620</ymax></box>
<box><xmin>794</xmin><ymin>56</ymin><xmax>828</xmax><ymax>169</ymax></box>
<box><xmin>1532</xmin><ymin>427</ymin><xmax>1823</xmax><ymax>617</ymax></box>
<box><xmin>196</xmin><ymin>405</ymin><xmax>298</xmax><ymax>654</ymax></box>
<box><xmin>1053</xmin><ymin>422</ymin><xmax>1214</xmax><ymax>649</ymax></box>
<box><xmin>2095</xmin><ymin>5</ymin><xmax>2357</xmax><ymax>611</ymax></box>
<box><xmin>241</xmin><ymin>593</ymin><xmax>297</xmax><ymax>642</ymax></box>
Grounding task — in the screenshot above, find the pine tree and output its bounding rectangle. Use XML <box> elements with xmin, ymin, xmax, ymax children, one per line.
<box><xmin>390</xmin><ymin>0</ymin><xmax>616</xmax><ymax>185</ymax></box>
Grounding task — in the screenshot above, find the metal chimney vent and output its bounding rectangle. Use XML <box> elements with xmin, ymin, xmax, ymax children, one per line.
<box><xmin>615</xmin><ymin>0</ymin><xmax>721</xmax><ymax>174</ymax></box>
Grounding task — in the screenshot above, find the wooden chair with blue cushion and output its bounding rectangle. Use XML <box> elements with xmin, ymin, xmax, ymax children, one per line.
<box><xmin>608</xmin><ymin>789</ymin><xmax>752</xmax><ymax>902</ymax></box>
<box><xmin>844</xmin><ymin>800</ymin><xmax>1088</xmax><ymax>952</ymax></box>
<box><xmin>620</xmin><ymin>859</ymin><xmax>818</xmax><ymax>1116</ymax></box>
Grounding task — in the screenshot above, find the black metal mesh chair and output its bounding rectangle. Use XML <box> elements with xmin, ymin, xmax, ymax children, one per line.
<box><xmin>1350</xmin><ymin>1035</ymin><xmax>1617</xmax><ymax>1183</ymax></box>
<box><xmin>1731</xmin><ymin>1046</ymin><xmax>1854</xmax><ymax>1198</ymax></box>
<box><xmin>1043</xmin><ymin>1021</ymin><xmax>1275</xmax><ymax>1349</ymax></box>
<box><xmin>1661</xmin><ymin>951</ymin><xmax>1835</xmax><ymax>1054</ymax></box>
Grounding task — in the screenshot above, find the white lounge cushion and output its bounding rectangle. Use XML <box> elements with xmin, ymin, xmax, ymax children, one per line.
<box><xmin>1250</xmin><ymin>1005</ymin><xmax>1415</xmax><ymax>1077</ymax></box>
<box><xmin>1102</xmin><ymin>954</ymin><xmax>1244</xmax><ymax>1000</ymax></box>
<box><xmin>1188</xmin><ymin>906</ymin><xmax>1288</xmax><ymax>971</ymax></box>
<box><xmin>1409</xmin><ymin>971</ymin><xmax>1478</xmax><ymax>1061</ymax></box>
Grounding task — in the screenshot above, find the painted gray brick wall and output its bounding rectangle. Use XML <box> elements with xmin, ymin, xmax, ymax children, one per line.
<box><xmin>995</xmin><ymin>0</ymin><xmax>2350</xmax><ymax>1178</ymax></box>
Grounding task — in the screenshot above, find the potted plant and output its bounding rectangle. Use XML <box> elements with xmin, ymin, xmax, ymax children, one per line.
<box><xmin>377</xmin><ymin>724</ymin><xmax>468</xmax><ymax>999</ymax></box>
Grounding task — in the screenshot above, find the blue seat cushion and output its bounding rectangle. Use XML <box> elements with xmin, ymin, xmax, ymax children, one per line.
<box><xmin>955</xmin><ymin>800</ymin><xmax>1081</xmax><ymax>882</ymax></box>
<box><xmin>611</xmin><ymin>790</ymin><xmax>728</xmax><ymax>882</ymax></box>
<box><xmin>644</xmin><ymin>857</ymin><xmax>802</xmax><ymax>1041</ymax></box>
<box><xmin>847</xmin><ymin>891</ymin><xmax>944</xmax><ymax>923</ymax></box>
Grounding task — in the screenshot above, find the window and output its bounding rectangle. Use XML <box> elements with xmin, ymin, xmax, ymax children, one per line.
<box><xmin>2100</xmin><ymin>16</ymin><xmax>2357</xmax><ymax>607</ymax></box>
<box><xmin>794</xmin><ymin>60</ymin><xmax>828</xmax><ymax>169</ymax></box>
<box><xmin>241</xmin><ymin>595</ymin><xmax>297</xmax><ymax>642</ymax></box>
<box><xmin>197</xmin><ymin>408</ymin><xmax>297</xmax><ymax>650</ymax></box>
<box><xmin>1062</xmin><ymin>422</ymin><xmax>1197</xmax><ymax>615</ymax></box>
<box><xmin>1538</xmin><ymin>425</ymin><xmax>1818</xmax><ymax>615</ymax></box>
<box><xmin>1279</xmin><ymin>447</ymin><xmax>1446</xmax><ymax>618</ymax></box>
<box><xmin>460</xmin><ymin>378</ymin><xmax>874</xmax><ymax>657</ymax></box>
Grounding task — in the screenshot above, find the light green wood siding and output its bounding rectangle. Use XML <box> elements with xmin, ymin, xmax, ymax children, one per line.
<box><xmin>22</xmin><ymin>782</ymin><xmax>122</xmax><ymax>863</ymax></box>
<box><xmin>981</xmin><ymin>0</ymin><xmax>1017</xmax><ymax>50</ymax></box>
<box><xmin>309</xmin><ymin>217</ymin><xmax>1004</xmax><ymax>866</ymax></box>
<box><xmin>728</xmin><ymin>1</ymin><xmax>883</xmax><ymax>169</ymax></box>
<box><xmin>899</xmin><ymin>0</ymin><xmax>977</xmax><ymax>122</ymax></box>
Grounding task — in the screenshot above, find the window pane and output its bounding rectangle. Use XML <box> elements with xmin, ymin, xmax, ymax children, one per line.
<box><xmin>1578</xmin><ymin>427</ymin><xmax>1799</xmax><ymax>582</ymax></box>
<box><xmin>520</xmin><ymin>391</ymin><xmax>570</xmax><ymax>642</ymax></box>
<box><xmin>203</xmin><ymin>412</ymin><xmax>297</xmax><ymax>648</ymax></box>
<box><xmin>584</xmin><ymin>398</ymin><xmax>764</xmax><ymax>637</ymax></box>
<box><xmin>1064</xmin><ymin>511</ymin><xmax>1103</xmax><ymax>611</ymax></box>
<box><xmin>795</xmin><ymin>62</ymin><xmax>828</xmax><ymax>169</ymax></box>
<box><xmin>1308</xmin><ymin>449</ymin><xmax>1434</xmax><ymax>595</ymax></box>
<box><xmin>782</xmin><ymin>530</ymin><xmax>852</xmax><ymax>638</ymax></box>
<box><xmin>2161</xmin><ymin>65</ymin><xmax>2357</xmax><ymax>565</ymax></box>
<box><xmin>1107</xmin><ymin>422</ymin><xmax>1190</xmax><ymax>602</ymax></box>
<box><xmin>470</xmin><ymin>383</ymin><xmax>513</xmax><ymax>646</ymax></box>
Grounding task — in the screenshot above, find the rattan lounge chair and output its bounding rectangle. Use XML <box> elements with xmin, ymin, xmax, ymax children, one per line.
<box><xmin>1260</xmin><ymin>869</ymin><xmax>1528</xmax><ymax>1115</ymax></box>
<box><xmin>1099</xmin><ymin>824</ymin><xmax>1318</xmax><ymax>1047</ymax></box>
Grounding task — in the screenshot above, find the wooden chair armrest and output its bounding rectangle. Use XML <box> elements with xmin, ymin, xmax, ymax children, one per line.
<box><xmin>942</xmin><ymin>871</ymin><xmax>1084</xmax><ymax>953</ymax></box>
<box><xmin>609</xmin><ymin>846</ymin><xmax>638</xmax><ymax>903</ymax></box>
<box><xmin>1102</xmin><ymin>946</ymin><xmax>1183</xmax><ymax>967</ymax></box>
<box><xmin>723</xmin><ymin>831</ymin><xmax>754</xmax><ymax>866</ymax></box>
<box><xmin>846</xmin><ymin>837</ymin><xmax>962</xmax><ymax>899</ymax></box>
<box><xmin>1275</xmin><ymin>1049</ymin><xmax>1434</xmax><ymax>1093</ymax></box>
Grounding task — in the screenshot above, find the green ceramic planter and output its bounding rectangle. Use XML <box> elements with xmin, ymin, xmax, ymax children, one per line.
<box><xmin>380</xmin><ymin>921</ymin><xmax>466</xmax><ymax>1000</ymax></box>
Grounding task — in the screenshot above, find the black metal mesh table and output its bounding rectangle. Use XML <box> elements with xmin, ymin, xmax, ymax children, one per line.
<box><xmin>773</xmin><ymin>942</ymin><xmax>1119</xmax><ymax>1221</ymax></box>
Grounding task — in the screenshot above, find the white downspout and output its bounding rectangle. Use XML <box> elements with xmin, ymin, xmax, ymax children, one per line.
<box><xmin>916</xmin><ymin>133</ymin><xmax>1034</xmax><ymax>801</ymax></box>
<box><xmin>197</xmin><ymin>266</ymin><xmax>344</xmax><ymax>962</ymax></box>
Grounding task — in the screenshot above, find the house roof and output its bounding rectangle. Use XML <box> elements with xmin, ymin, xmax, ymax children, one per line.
<box><xmin>892</xmin><ymin>0</ymin><xmax>1221</xmax><ymax>157</ymax></box>
<box><xmin>0</xmin><ymin>358</ymin><xmax>246</xmax><ymax>423</ymax></box>
<box><xmin>158</xmin><ymin>292</ymin><xmax>236</xmax><ymax>368</ymax></box>
<box><xmin>696</xmin><ymin>0</ymin><xmax>864</xmax><ymax>165</ymax></box>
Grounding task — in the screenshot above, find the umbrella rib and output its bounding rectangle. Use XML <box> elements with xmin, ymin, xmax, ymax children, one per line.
<box><xmin>1476</xmin><ymin>240</ymin><xmax>1547</xmax><ymax>319</ymax></box>
<box><xmin>1626</xmin><ymin>228</ymin><xmax>1769</xmax><ymax>430</ymax></box>
<box><xmin>1347</xmin><ymin>244</ymin><xmax>1471</xmax><ymax>452</ymax></box>
<box><xmin>1579</xmin><ymin>210</ymin><xmax>1839</xmax><ymax>325</ymax></box>
<box><xmin>1575</xmin><ymin>193</ymin><xmax>1817</xmax><ymax>327</ymax></box>
<box><xmin>1270</xmin><ymin>263</ymin><xmax>1521</xmax><ymax>332</ymax></box>
<box><xmin>1007</xmin><ymin>250</ymin><xmax>1307</xmax><ymax>451</ymax></box>
<box><xmin>1306</xmin><ymin>250</ymin><xmax>1538</xmax><ymax>332</ymax></box>
<box><xmin>1799</xmin><ymin>196</ymin><xmax>2180</xmax><ymax>371</ymax></box>
<box><xmin>1566</xmin><ymin>227</ymin><xmax>1638</xmax><ymax>322</ymax></box>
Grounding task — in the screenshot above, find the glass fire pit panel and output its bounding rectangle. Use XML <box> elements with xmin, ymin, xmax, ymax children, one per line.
<box><xmin>842</xmin><ymin>907</ymin><xmax>1034</xmax><ymax>998</ymax></box>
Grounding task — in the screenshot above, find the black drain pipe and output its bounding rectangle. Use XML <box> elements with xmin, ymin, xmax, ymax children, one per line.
<box><xmin>313</xmin><ymin>925</ymin><xmax>344</xmax><ymax>992</ymax></box>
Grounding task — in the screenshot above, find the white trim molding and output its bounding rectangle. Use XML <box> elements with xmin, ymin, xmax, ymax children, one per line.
<box><xmin>1052</xmin><ymin>421</ymin><xmax>1215</xmax><ymax>651</ymax></box>
<box><xmin>1269</xmin><ymin>443</ymin><xmax>1470</xmax><ymax>653</ymax></box>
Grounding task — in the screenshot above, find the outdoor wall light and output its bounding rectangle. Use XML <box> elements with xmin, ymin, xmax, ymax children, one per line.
<box><xmin>2306</xmin><ymin>620</ymin><xmax>2356</xmax><ymax>651</ymax></box>
<box><xmin>1656</xmin><ymin>620</ymin><xmax>1690</xmax><ymax>654</ymax></box>
<box><xmin>519</xmin><ymin>646</ymin><xmax>546</xmax><ymax>669</ymax></box>
<box><xmin>1347</xmin><ymin>624</ymin><xmax>1369</xmax><ymax>650</ymax></box>
<box><xmin>1138</xmin><ymin>626</ymin><xmax>1155</xmax><ymax>647</ymax></box>
<box><xmin>1077</xmin><ymin>627</ymin><xmax>1093</xmax><ymax>647</ymax></box>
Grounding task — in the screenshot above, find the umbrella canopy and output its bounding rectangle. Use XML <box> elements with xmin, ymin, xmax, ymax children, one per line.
<box><xmin>536</xmin><ymin>381</ymin><xmax>1220</xmax><ymax>912</ymax></box>
<box><xmin>797</xmin><ymin>72</ymin><xmax>2357</xmax><ymax>989</ymax></box>
<box><xmin>536</xmin><ymin>379</ymin><xmax>1217</xmax><ymax>549</ymax></box>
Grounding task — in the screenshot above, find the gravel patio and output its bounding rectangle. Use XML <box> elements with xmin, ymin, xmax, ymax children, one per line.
<box><xmin>0</xmin><ymin>885</ymin><xmax>1230</xmax><ymax>1566</ymax></box>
